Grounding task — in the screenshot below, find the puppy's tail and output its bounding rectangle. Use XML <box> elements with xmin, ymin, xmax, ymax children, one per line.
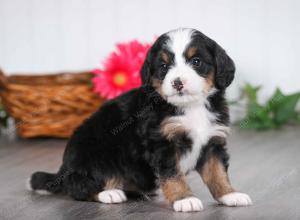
<box><xmin>27</xmin><ymin>171</ymin><xmax>63</xmax><ymax>195</ymax></box>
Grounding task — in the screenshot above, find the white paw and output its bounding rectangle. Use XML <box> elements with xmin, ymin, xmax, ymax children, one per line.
<box><xmin>218</xmin><ymin>192</ymin><xmax>252</xmax><ymax>206</ymax></box>
<box><xmin>97</xmin><ymin>189</ymin><xmax>127</xmax><ymax>204</ymax></box>
<box><xmin>173</xmin><ymin>197</ymin><xmax>203</xmax><ymax>212</ymax></box>
<box><xmin>26</xmin><ymin>178</ymin><xmax>33</xmax><ymax>191</ymax></box>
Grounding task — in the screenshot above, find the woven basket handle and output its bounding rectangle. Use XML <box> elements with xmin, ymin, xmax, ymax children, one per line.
<box><xmin>0</xmin><ymin>69</ymin><xmax>7</xmax><ymax>90</ymax></box>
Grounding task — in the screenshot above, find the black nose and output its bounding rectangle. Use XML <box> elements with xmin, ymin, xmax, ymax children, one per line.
<box><xmin>172</xmin><ymin>78</ymin><xmax>184</xmax><ymax>91</ymax></box>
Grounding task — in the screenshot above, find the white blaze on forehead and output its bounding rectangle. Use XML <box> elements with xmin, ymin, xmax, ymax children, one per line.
<box><xmin>162</xmin><ymin>28</ymin><xmax>207</xmax><ymax>106</ymax></box>
<box><xmin>166</xmin><ymin>28</ymin><xmax>194</xmax><ymax>64</ymax></box>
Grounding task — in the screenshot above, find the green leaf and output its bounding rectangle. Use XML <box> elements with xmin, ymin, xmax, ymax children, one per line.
<box><xmin>266</xmin><ymin>88</ymin><xmax>284</xmax><ymax>112</ymax></box>
<box><xmin>243</xmin><ymin>83</ymin><xmax>261</xmax><ymax>104</ymax></box>
<box><xmin>239</xmin><ymin>116</ymin><xmax>274</xmax><ymax>130</ymax></box>
<box><xmin>273</xmin><ymin>92</ymin><xmax>300</xmax><ymax>126</ymax></box>
<box><xmin>238</xmin><ymin>83</ymin><xmax>300</xmax><ymax>130</ymax></box>
<box><xmin>239</xmin><ymin>119</ymin><xmax>262</xmax><ymax>129</ymax></box>
<box><xmin>241</xmin><ymin>102</ymin><xmax>276</xmax><ymax>130</ymax></box>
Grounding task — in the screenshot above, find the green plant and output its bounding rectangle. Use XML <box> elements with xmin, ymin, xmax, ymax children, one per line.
<box><xmin>239</xmin><ymin>83</ymin><xmax>300</xmax><ymax>130</ymax></box>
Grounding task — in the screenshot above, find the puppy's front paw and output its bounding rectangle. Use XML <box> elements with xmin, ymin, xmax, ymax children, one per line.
<box><xmin>218</xmin><ymin>192</ymin><xmax>252</xmax><ymax>206</ymax></box>
<box><xmin>173</xmin><ymin>197</ymin><xmax>203</xmax><ymax>212</ymax></box>
<box><xmin>97</xmin><ymin>189</ymin><xmax>127</xmax><ymax>204</ymax></box>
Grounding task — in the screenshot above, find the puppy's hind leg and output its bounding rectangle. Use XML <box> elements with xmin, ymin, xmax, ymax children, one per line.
<box><xmin>94</xmin><ymin>177</ymin><xmax>128</xmax><ymax>204</ymax></box>
<box><xmin>65</xmin><ymin>171</ymin><xmax>101</xmax><ymax>201</ymax></box>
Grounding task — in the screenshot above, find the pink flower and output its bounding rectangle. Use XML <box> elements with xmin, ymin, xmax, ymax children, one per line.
<box><xmin>93</xmin><ymin>40</ymin><xmax>151</xmax><ymax>99</ymax></box>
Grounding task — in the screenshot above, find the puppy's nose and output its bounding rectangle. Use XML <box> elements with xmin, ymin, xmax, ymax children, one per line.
<box><xmin>172</xmin><ymin>78</ymin><xmax>184</xmax><ymax>91</ymax></box>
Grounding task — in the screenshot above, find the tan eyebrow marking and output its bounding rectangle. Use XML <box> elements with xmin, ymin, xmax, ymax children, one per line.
<box><xmin>161</xmin><ymin>51</ymin><xmax>170</xmax><ymax>63</ymax></box>
<box><xmin>186</xmin><ymin>47</ymin><xmax>198</xmax><ymax>59</ymax></box>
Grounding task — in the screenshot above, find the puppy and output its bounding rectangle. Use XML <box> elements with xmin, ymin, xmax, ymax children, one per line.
<box><xmin>28</xmin><ymin>28</ymin><xmax>252</xmax><ymax>212</ymax></box>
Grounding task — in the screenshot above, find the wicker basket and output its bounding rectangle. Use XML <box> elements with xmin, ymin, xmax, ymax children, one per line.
<box><xmin>0</xmin><ymin>69</ymin><xmax>105</xmax><ymax>138</ymax></box>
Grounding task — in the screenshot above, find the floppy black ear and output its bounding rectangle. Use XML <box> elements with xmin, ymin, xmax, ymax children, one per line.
<box><xmin>213</xmin><ymin>44</ymin><xmax>235</xmax><ymax>90</ymax></box>
<box><xmin>140</xmin><ymin>58</ymin><xmax>151</xmax><ymax>85</ymax></box>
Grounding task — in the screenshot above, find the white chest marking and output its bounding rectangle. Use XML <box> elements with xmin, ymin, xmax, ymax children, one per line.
<box><xmin>174</xmin><ymin>104</ymin><xmax>229</xmax><ymax>174</ymax></box>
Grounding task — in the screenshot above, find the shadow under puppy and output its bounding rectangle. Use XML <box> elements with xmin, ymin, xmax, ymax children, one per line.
<box><xmin>28</xmin><ymin>28</ymin><xmax>252</xmax><ymax>212</ymax></box>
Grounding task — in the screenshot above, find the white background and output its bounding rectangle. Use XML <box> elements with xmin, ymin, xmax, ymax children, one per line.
<box><xmin>0</xmin><ymin>0</ymin><xmax>299</xmax><ymax>101</ymax></box>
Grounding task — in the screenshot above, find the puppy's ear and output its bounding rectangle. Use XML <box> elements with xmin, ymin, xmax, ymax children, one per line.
<box><xmin>140</xmin><ymin>59</ymin><xmax>151</xmax><ymax>85</ymax></box>
<box><xmin>213</xmin><ymin>44</ymin><xmax>235</xmax><ymax>90</ymax></box>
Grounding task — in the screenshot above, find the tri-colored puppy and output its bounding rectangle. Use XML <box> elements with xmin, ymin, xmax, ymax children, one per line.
<box><xmin>28</xmin><ymin>28</ymin><xmax>252</xmax><ymax>212</ymax></box>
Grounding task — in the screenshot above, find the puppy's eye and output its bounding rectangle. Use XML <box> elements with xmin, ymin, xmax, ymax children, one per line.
<box><xmin>160</xmin><ymin>63</ymin><xmax>168</xmax><ymax>73</ymax></box>
<box><xmin>191</xmin><ymin>57</ymin><xmax>202</xmax><ymax>67</ymax></box>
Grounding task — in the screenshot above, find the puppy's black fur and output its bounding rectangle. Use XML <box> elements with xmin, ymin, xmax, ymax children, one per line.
<box><xmin>30</xmin><ymin>29</ymin><xmax>234</xmax><ymax>202</ymax></box>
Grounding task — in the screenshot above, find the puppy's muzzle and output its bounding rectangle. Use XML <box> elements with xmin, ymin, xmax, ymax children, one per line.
<box><xmin>172</xmin><ymin>78</ymin><xmax>184</xmax><ymax>92</ymax></box>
